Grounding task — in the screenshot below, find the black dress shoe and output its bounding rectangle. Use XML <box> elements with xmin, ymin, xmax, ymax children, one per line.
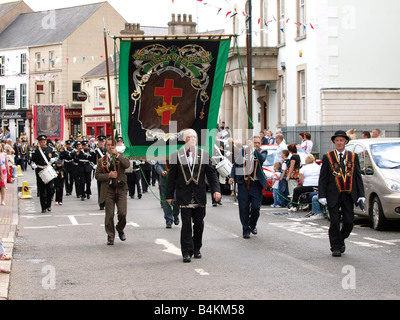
<box><xmin>332</xmin><ymin>250</ymin><xmax>342</xmax><ymax>257</ymax></box>
<box><xmin>194</xmin><ymin>251</ymin><xmax>202</xmax><ymax>259</ymax></box>
<box><xmin>107</xmin><ymin>240</ymin><xmax>114</xmax><ymax>245</ymax></box>
<box><xmin>87</xmin><ymin>195</ymin><xmax>90</xmax><ymax>200</ymax></box>
<box><xmin>340</xmin><ymin>244</ymin><xmax>346</xmax><ymax>253</ymax></box>
<box><xmin>251</xmin><ymin>227</ymin><xmax>257</xmax><ymax>235</ymax></box>
<box><xmin>138</xmin><ymin>194</ymin><xmax>142</xmax><ymax>199</ymax></box>
<box><xmin>47</xmin><ymin>207</ymin><xmax>52</xmax><ymax>212</ymax></box>
<box><xmin>118</xmin><ymin>232</ymin><xmax>126</xmax><ymax>241</ymax></box>
<box><xmin>41</xmin><ymin>209</ymin><xmax>46</xmax><ymax>213</ymax></box>
<box><xmin>173</xmin><ymin>215</ymin><xmax>179</xmax><ymax>226</ymax></box>
<box><xmin>81</xmin><ymin>196</ymin><xmax>85</xmax><ymax>201</ymax></box>
<box><xmin>183</xmin><ymin>255</ymin><xmax>191</xmax><ymax>263</ymax></box>
<box><xmin>166</xmin><ymin>224</ymin><xmax>172</xmax><ymax>229</ymax></box>
<box><xmin>243</xmin><ymin>233</ymin><xmax>250</xmax><ymax>239</ymax></box>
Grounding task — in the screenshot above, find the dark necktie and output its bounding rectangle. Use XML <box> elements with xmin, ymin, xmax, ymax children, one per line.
<box><xmin>339</xmin><ymin>153</ymin><xmax>345</xmax><ymax>172</ymax></box>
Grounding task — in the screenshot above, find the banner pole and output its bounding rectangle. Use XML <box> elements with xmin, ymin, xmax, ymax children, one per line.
<box><xmin>103</xmin><ymin>24</ymin><xmax>115</xmax><ymax>145</ymax></box>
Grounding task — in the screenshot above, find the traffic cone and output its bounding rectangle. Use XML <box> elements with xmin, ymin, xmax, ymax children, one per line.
<box><xmin>17</xmin><ymin>165</ymin><xmax>23</xmax><ymax>177</ymax></box>
<box><xmin>20</xmin><ymin>181</ymin><xmax>33</xmax><ymax>199</ymax></box>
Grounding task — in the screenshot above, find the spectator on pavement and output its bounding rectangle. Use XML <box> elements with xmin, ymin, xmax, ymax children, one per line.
<box><xmin>0</xmin><ymin>144</ymin><xmax>9</xmax><ymax>205</ymax></box>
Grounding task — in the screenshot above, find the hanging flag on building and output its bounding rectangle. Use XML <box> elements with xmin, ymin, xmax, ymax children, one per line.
<box><xmin>118</xmin><ymin>36</ymin><xmax>231</xmax><ymax>159</ymax></box>
<box><xmin>32</xmin><ymin>105</ymin><xmax>65</xmax><ymax>141</ymax></box>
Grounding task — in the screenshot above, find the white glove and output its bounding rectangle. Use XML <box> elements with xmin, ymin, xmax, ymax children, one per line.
<box><xmin>357</xmin><ymin>197</ymin><xmax>365</xmax><ymax>204</ymax></box>
<box><xmin>319</xmin><ymin>198</ymin><xmax>327</xmax><ymax>206</ymax></box>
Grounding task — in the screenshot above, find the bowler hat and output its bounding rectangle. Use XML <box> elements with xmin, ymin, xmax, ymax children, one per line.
<box><xmin>331</xmin><ymin>130</ymin><xmax>350</xmax><ymax>143</ymax></box>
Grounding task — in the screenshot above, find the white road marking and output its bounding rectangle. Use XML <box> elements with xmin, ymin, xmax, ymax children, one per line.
<box><xmin>195</xmin><ymin>269</ymin><xmax>210</xmax><ymax>276</ymax></box>
<box><xmin>68</xmin><ymin>216</ymin><xmax>79</xmax><ymax>225</ymax></box>
<box><xmin>24</xmin><ymin>226</ymin><xmax>57</xmax><ymax>230</ymax></box>
<box><xmin>363</xmin><ymin>237</ymin><xmax>397</xmax><ymax>246</ymax></box>
<box><xmin>155</xmin><ymin>239</ymin><xmax>181</xmax><ymax>256</ymax></box>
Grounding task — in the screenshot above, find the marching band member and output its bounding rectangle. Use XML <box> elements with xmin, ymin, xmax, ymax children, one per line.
<box><xmin>31</xmin><ymin>135</ymin><xmax>55</xmax><ymax>213</ymax></box>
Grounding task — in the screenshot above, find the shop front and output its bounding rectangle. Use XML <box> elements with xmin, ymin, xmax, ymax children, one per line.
<box><xmin>85</xmin><ymin>114</ymin><xmax>114</xmax><ymax>138</ymax></box>
<box><xmin>0</xmin><ymin>110</ymin><xmax>31</xmax><ymax>142</ymax></box>
<box><xmin>65</xmin><ymin>108</ymin><xmax>82</xmax><ymax>138</ymax></box>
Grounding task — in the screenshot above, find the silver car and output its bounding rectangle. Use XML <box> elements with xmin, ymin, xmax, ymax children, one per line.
<box><xmin>345</xmin><ymin>138</ymin><xmax>400</xmax><ymax>230</ymax></box>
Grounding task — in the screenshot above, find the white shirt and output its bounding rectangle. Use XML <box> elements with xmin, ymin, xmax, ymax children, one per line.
<box><xmin>272</xmin><ymin>171</ymin><xmax>281</xmax><ymax>189</ymax></box>
<box><xmin>335</xmin><ymin>150</ymin><xmax>346</xmax><ymax>165</ymax></box>
<box><xmin>300</xmin><ymin>162</ymin><xmax>321</xmax><ymax>186</ymax></box>
<box><xmin>303</xmin><ymin>140</ymin><xmax>313</xmax><ymax>154</ymax></box>
<box><xmin>274</xmin><ymin>142</ymin><xmax>287</xmax><ymax>164</ymax></box>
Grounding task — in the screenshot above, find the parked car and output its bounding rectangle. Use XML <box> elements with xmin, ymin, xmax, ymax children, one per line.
<box><xmin>260</xmin><ymin>145</ymin><xmax>310</xmax><ymax>203</ymax></box>
<box><xmin>345</xmin><ymin>138</ymin><xmax>400</xmax><ymax>230</ymax></box>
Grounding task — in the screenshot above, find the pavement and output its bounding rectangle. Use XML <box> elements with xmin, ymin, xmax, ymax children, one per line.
<box><xmin>0</xmin><ymin>172</ymin><xmax>21</xmax><ymax>300</ymax></box>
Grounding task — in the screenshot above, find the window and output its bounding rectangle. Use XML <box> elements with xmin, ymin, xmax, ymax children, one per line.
<box><xmin>277</xmin><ymin>0</ymin><xmax>285</xmax><ymax>45</ymax></box>
<box><xmin>297</xmin><ymin>0</ymin><xmax>306</xmax><ymax>38</ymax></box>
<box><xmin>35</xmin><ymin>52</ymin><xmax>41</xmax><ymax>71</ymax></box>
<box><xmin>95</xmin><ymin>86</ymin><xmax>107</xmax><ymax>108</ymax></box>
<box><xmin>21</xmin><ymin>53</ymin><xmax>27</xmax><ymax>74</ymax></box>
<box><xmin>297</xmin><ymin>68</ymin><xmax>307</xmax><ymax>124</ymax></box>
<box><xmin>72</xmin><ymin>81</ymin><xmax>81</xmax><ymax>101</ymax></box>
<box><xmin>0</xmin><ymin>56</ymin><xmax>5</xmax><ymax>76</ymax></box>
<box><xmin>20</xmin><ymin>84</ymin><xmax>27</xmax><ymax>109</ymax></box>
<box><xmin>260</xmin><ymin>0</ymin><xmax>268</xmax><ymax>46</ymax></box>
<box><xmin>279</xmin><ymin>74</ymin><xmax>286</xmax><ymax>125</ymax></box>
<box><xmin>49</xmin><ymin>51</ymin><xmax>55</xmax><ymax>69</ymax></box>
<box><xmin>36</xmin><ymin>81</ymin><xmax>45</xmax><ymax>94</ymax></box>
<box><xmin>0</xmin><ymin>85</ymin><xmax>4</xmax><ymax>109</ymax></box>
<box><xmin>49</xmin><ymin>81</ymin><xmax>55</xmax><ymax>103</ymax></box>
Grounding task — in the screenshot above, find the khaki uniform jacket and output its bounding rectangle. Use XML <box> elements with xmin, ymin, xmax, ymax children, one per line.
<box><xmin>95</xmin><ymin>154</ymin><xmax>130</xmax><ymax>203</ymax></box>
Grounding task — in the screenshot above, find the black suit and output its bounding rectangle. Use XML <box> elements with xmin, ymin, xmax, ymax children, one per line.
<box><xmin>166</xmin><ymin>147</ymin><xmax>220</xmax><ymax>257</ymax></box>
<box><xmin>318</xmin><ymin>151</ymin><xmax>365</xmax><ymax>251</ymax></box>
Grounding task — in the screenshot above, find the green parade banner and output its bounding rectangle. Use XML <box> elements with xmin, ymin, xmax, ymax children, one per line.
<box><xmin>118</xmin><ymin>36</ymin><xmax>231</xmax><ymax>159</ymax></box>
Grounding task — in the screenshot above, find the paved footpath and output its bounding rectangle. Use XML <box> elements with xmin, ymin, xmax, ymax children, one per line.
<box><xmin>0</xmin><ymin>173</ymin><xmax>21</xmax><ymax>300</ymax></box>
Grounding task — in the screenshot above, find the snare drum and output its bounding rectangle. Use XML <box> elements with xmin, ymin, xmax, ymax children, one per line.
<box><xmin>38</xmin><ymin>165</ymin><xmax>58</xmax><ymax>184</ymax></box>
<box><xmin>216</xmin><ymin>159</ymin><xmax>232</xmax><ymax>178</ymax></box>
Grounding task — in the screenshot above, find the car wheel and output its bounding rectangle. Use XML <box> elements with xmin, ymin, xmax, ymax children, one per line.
<box><xmin>370</xmin><ymin>196</ymin><xmax>386</xmax><ymax>231</ymax></box>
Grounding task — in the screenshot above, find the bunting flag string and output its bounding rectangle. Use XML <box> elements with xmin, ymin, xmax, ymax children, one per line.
<box><xmin>171</xmin><ymin>0</ymin><xmax>317</xmax><ymax>32</ymax></box>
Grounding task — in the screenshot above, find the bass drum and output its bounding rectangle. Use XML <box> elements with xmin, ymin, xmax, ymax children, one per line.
<box><xmin>38</xmin><ymin>165</ymin><xmax>58</xmax><ymax>184</ymax></box>
<box><xmin>216</xmin><ymin>158</ymin><xmax>232</xmax><ymax>179</ymax></box>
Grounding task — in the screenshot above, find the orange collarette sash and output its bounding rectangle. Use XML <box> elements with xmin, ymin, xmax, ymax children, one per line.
<box><xmin>327</xmin><ymin>151</ymin><xmax>355</xmax><ymax>193</ymax></box>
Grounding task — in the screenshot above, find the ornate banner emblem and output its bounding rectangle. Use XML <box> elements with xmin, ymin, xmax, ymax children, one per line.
<box><xmin>118</xmin><ymin>37</ymin><xmax>231</xmax><ymax>159</ymax></box>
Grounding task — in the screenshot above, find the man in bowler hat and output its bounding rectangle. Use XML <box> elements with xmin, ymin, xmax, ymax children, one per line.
<box><xmin>318</xmin><ymin>130</ymin><xmax>365</xmax><ymax>257</ymax></box>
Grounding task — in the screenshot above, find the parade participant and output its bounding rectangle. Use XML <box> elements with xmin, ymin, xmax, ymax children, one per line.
<box><xmin>94</xmin><ymin>136</ymin><xmax>107</xmax><ymax>209</ymax></box>
<box><xmin>229</xmin><ymin>136</ymin><xmax>268</xmax><ymax>239</ymax></box>
<box><xmin>140</xmin><ymin>160</ymin><xmax>152</xmax><ymax>193</ymax></box>
<box><xmin>59</xmin><ymin>140</ymin><xmax>75</xmax><ymax>196</ymax></box>
<box><xmin>155</xmin><ymin>161</ymin><xmax>179</xmax><ymax>228</ymax></box>
<box><xmin>18</xmin><ymin>139</ymin><xmax>30</xmax><ymax>171</ymax></box>
<box><xmin>126</xmin><ymin>159</ymin><xmax>142</xmax><ymax>199</ymax></box>
<box><xmin>75</xmin><ymin>141</ymin><xmax>93</xmax><ymax>201</ymax></box>
<box><xmin>166</xmin><ymin>129</ymin><xmax>221</xmax><ymax>263</ymax></box>
<box><xmin>31</xmin><ymin>135</ymin><xmax>55</xmax><ymax>213</ymax></box>
<box><xmin>95</xmin><ymin>137</ymin><xmax>130</xmax><ymax>245</ymax></box>
<box><xmin>318</xmin><ymin>130</ymin><xmax>365</xmax><ymax>257</ymax></box>
<box><xmin>53</xmin><ymin>159</ymin><xmax>66</xmax><ymax>205</ymax></box>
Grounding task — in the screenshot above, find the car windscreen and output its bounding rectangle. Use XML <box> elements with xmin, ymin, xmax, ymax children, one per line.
<box><xmin>371</xmin><ymin>142</ymin><xmax>400</xmax><ymax>169</ymax></box>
